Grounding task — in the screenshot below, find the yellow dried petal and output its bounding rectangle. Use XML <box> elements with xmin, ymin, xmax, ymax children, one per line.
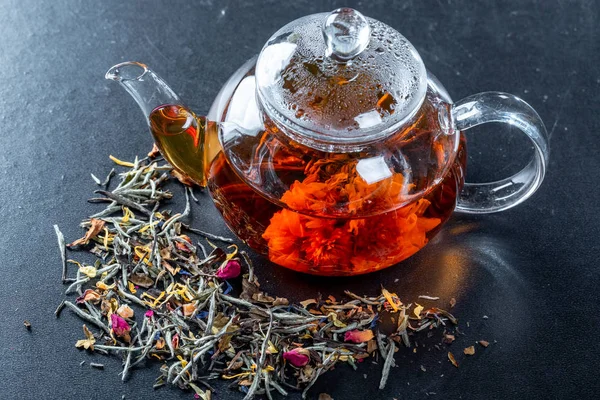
<box><xmin>128</xmin><ymin>281</ymin><xmax>137</xmax><ymax>294</ymax></box>
<box><xmin>382</xmin><ymin>288</ymin><xmax>400</xmax><ymax>312</ymax></box>
<box><xmin>182</xmin><ymin>303</ymin><xmax>196</xmax><ymax>317</ymax></box>
<box><xmin>79</xmin><ymin>266</ymin><xmax>97</xmax><ymax>278</ymax></box>
<box><xmin>413</xmin><ymin>304</ymin><xmax>424</xmax><ymax>319</ymax></box>
<box><xmin>267</xmin><ymin>341</ymin><xmax>278</xmax><ymax>354</ymax></box>
<box><xmin>122</xmin><ymin>207</ymin><xmax>133</xmax><ymax>223</ymax></box>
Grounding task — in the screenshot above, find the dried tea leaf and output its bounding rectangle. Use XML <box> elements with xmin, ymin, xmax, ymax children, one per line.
<box><xmin>240</xmin><ymin>276</ymin><xmax>260</xmax><ymax>301</ymax></box>
<box><xmin>418</xmin><ymin>295</ymin><xmax>440</xmax><ymax>300</ymax></box>
<box><xmin>448</xmin><ymin>352</ymin><xmax>459</xmax><ymax>368</ymax></box>
<box><xmin>226</xmin><ymin>359</ymin><xmax>243</xmax><ymax>371</ymax></box>
<box><xmin>129</xmin><ymin>273</ymin><xmax>154</xmax><ymax>288</ymax></box>
<box><xmin>109</xmin><ymin>155</ymin><xmax>134</xmax><ymax>167</ymax></box>
<box><xmin>464</xmin><ymin>346</ymin><xmax>475</xmax><ymax>356</ymax></box>
<box><xmin>252</xmin><ymin>292</ymin><xmax>275</xmax><ymax>303</ymax></box>
<box><xmin>478</xmin><ymin>340</ymin><xmax>490</xmax><ymax>348</ymax></box>
<box><xmin>24</xmin><ymin>320</ymin><xmax>31</xmax><ymax>330</ymax></box>
<box><xmin>68</xmin><ymin>219</ymin><xmax>105</xmax><ymax>247</ymax></box>
<box><xmin>318</xmin><ymin>394</ymin><xmax>333</xmax><ymax>400</ymax></box>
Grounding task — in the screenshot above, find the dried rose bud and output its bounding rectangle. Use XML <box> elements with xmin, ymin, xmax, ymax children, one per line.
<box><xmin>145</xmin><ymin>310</ymin><xmax>154</xmax><ymax>318</ymax></box>
<box><xmin>344</xmin><ymin>329</ymin><xmax>374</xmax><ymax>343</ymax></box>
<box><xmin>216</xmin><ymin>259</ymin><xmax>241</xmax><ymax>279</ymax></box>
<box><xmin>110</xmin><ymin>314</ymin><xmax>131</xmax><ymax>338</ymax></box>
<box><xmin>283</xmin><ymin>347</ymin><xmax>310</xmax><ymax>367</ymax></box>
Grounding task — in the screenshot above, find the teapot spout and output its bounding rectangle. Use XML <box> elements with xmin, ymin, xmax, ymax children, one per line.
<box><xmin>106</xmin><ymin>62</ymin><xmax>216</xmax><ymax>187</ymax></box>
<box><xmin>106</xmin><ymin>62</ymin><xmax>181</xmax><ymax>117</ymax></box>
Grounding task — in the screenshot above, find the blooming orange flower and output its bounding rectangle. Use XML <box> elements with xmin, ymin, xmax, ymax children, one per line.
<box><xmin>262</xmin><ymin>157</ymin><xmax>441</xmax><ymax>275</ymax></box>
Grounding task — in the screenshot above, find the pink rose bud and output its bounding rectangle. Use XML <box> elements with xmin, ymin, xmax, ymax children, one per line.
<box><xmin>110</xmin><ymin>313</ymin><xmax>131</xmax><ymax>338</ymax></box>
<box><xmin>283</xmin><ymin>347</ymin><xmax>310</xmax><ymax>367</ymax></box>
<box><xmin>344</xmin><ymin>329</ymin><xmax>374</xmax><ymax>343</ymax></box>
<box><xmin>216</xmin><ymin>259</ymin><xmax>241</xmax><ymax>279</ymax></box>
<box><xmin>145</xmin><ymin>310</ymin><xmax>154</xmax><ymax>319</ymax></box>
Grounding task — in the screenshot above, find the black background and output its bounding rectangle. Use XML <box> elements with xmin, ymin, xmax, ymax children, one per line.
<box><xmin>1</xmin><ymin>0</ymin><xmax>599</xmax><ymax>399</ymax></box>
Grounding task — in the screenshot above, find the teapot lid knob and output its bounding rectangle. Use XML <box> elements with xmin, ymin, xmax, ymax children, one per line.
<box><xmin>323</xmin><ymin>8</ymin><xmax>371</xmax><ymax>61</ymax></box>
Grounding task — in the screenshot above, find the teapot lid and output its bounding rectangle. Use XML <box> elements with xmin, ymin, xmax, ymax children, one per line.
<box><xmin>255</xmin><ymin>8</ymin><xmax>427</xmax><ymax>150</ymax></box>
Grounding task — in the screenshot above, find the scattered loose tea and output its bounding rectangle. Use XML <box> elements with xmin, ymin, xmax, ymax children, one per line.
<box><xmin>463</xmin><ymin>346</ymin><xmax>475</xmax><ymax>356</ymax></box>
<box><xmin>478</xmin><ymin>340</ymin><xmax>490</xmax><ymax>348</ymax></box>
<box><xmin>24</xmin><ymin>320</ymin><xmax>31</xmax><ymax>330</ymax></box>
<box><xmin>90</xmin><ymin>362</ymin><xmax>105</xmax><ymax>369</ymax></box>
<box><xmin>449</xmin><ymin>298</ymin><xmax>456</xmax><ymax>308</ymax></box>
<box><xmin>56</xmin><ymin>154</ymin><xmax>468</xmax><ymax>399</ymax></box>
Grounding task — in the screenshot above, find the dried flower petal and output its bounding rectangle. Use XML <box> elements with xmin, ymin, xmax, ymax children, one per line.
<box><xmin>68</xmin><ymin>218</ymin><xmax>105</xmax><ymax>247</ymax></box>
<box><xmin>449</xmin><ymin>297</ymin><xmax>457</xmax><ymax>308</ymax></box>
<box><xmin>478</xmin><ymin>340</ymin><xmax>490</xmax><ymax>348</ymax></box>
<box><xmin>443</xmin><ymin>334</ymin><xmax>456</xmax><ymax>344</ymax></box>
<box><xmin>144</xmin><ymin>310</ymin><xmax>154</xmax><ymax>318</ymax></box>
<box><xmin>75</xmin><ymin>324</ymin><xmax>96</xmax><ymax>350</ymax></box>
<box><xmin>129</xmin><ymin>273</ymin><xmax>154</xmax><ymax>288</ymax></box>
<box><xmin>216</xmin><ymin>259</ymin><xmax>241</xmax><ymax>279</ymax></box>
<box><xmin>464</xmin><ymin>346</ymin><xmax>475</xmax><ymax>356</ymax></box>
<box><xmin>344</xmin><ymin>329</ymin><xmax>374</xmax><ymax>343</ymax></box>
<box><xmin>117</xmin><ymin>304</ymin><xmax>134</xmax><ymax>319</ymax></box>
<box><xmin>76</xmin><ymin>289</ymin><xmax>101</xmax><ymax>304</ymax></box>
<box><xmin>182</xmin><ymin>303</ymin><xmax>196</xmax><ymax>317</ymax></box>
<box><xmin>79</xmin><ymin>266</ymin><xmax>97</xmax><ymax>278</ymax></box>
<box><xmin>448</xmin><ymin>352</ymin><xmax>459</xmax><ymax>367</ymax></box>
<box><xmin>300</xmin><ymin>299</ymin><xmax>317</xmax><ymax>308</ymax></box>
<box><xmin>381</xmin><ymin>288</ymin><xmax>401</xmax><ymax>312</ymax></box>
<box><xmin>413</xmin><ymin>303</ymin><xmax>424</xmax><ymax>319</ymax></box>
<box><xmin>283</xmin><ymin>348</ymin><xmax>310</xmax><ymax>367</ymax></box>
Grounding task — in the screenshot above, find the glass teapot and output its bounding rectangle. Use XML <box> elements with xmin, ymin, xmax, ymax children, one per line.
<box><xmin>106</xmin><ymin>8</ymin><xmax>549</xmax><ymax>276</ymax></box>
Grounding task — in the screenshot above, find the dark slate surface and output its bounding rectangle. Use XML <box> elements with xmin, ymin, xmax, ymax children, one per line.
<box><xmin>1</xmin><ymin>0</ymin><xmax>598</xmax><ymax>399</ymax></box>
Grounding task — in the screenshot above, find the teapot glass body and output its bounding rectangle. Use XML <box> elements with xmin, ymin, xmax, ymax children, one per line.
<box><xmin>203</xmin><ymin>59</ymin><xmax>466</xmax><ymax>275</ymax></box>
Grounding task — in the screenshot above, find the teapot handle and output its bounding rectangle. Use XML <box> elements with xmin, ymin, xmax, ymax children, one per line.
<box><xmin>451</xmin><ymin>92</ymin><xmax>549</xmax><ymax>213</ymax></box>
